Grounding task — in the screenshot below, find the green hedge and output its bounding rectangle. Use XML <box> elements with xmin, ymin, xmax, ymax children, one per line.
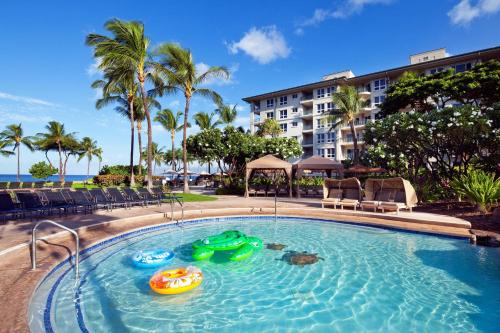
<box><xmin>93</xmin><ymin>175</ymin><xmax>164</xmax><ymax>186</ymax></box>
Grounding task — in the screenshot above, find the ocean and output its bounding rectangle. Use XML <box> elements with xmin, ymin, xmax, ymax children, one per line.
<box><xmin>0</xmin><ymin>174</ymin><xmax>93</xmax><ymax>182</ymax></box>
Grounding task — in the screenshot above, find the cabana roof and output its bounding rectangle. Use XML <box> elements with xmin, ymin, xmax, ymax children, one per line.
<box><xmin>294</xmin><ymin>156</ymin><xmax>344</xmax><ymax>173</ymax></box>
<box><xmin>364</xmin><ymin>177</ymin><xmax>418</xmax><ymax>207</ymax></box>
<box><xmin>345</xmin><ymin>164</ymin><xmax>386</xmax><ymax>174</ymax></box>
<box><xmin>324</xmin><ymin>177</ymin><xmax>361</xmax><ymax>190</ymax></box>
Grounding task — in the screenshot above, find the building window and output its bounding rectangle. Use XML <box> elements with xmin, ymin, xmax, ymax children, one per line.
<box><xmin>316</xmin><ymin>119</ymin><xmax>325</xmax><ymax>129</ymax></box>
<box><xmin>292</xmin><ymin>121</ymin><xmax>298</xmax><ymax>127</ymax></box>
<box><xmin>317</xmin><ymin>148</ymin><xmax>325</xmax><ymax>157</ymax></box>
<box><xmin>316</xmin><ymin>88</ymin><xmax>325</xmax><ymax>98</ymax></box>
<box><xmin>346</xmin><ymin>149</ymin><xmax>353</xmax><ymax>160</ymax></box>
<box><xmin>279</xmin><ymin>96</ymin><xmax>288</xmax><ymax>106</ymax></box>
<box><xmin>266</xmin><ymin>111</ymin><xmax>274</xmax><ymax>119</ymax></box>
<box><xmin>316</xmin><ymin>103</ymin><xmax>325</xmax><ymax>113</ymax></box>
<box><xmin>267</xmin><ymin>99</ymin><xmax>274</xmax><ymax>108</ymax></box>
<box><xmin>325</xmin><ymin>118</ymin><xmax>334</xmax><ymax>128</ymax></box>
<box><xmin>317</xmin><ymin>133</ymin><xmax>325</xmax><ymax>144</ymax></box>
<box><xmin>374</xmin><ymin>95</ymin><xmax>385</xmax><ymax>106</ymax></box>
<box><xmin>326</xmin><ymin>133</ymin><xmax>335</xmax><ymax>143</ymax></box>
<box><xmin>374</xmin><ymin>78</ymin><xmax>387</xmax><ymax>91</ymax></box>
<box><xmin>430</xmin><ymin>67</ymin><xmax>444</xmax><ymax>74</ymax></box>
<box><xmin>326</xmin><ymin>148</ymin><xmax>335</xmax><ymax>158</ymax></box>
<box><xmin>292</xmin><ymin>93</ymin><xmax>298</xmax><ymax>99</ymax></box>
<box><xmin>292</xmin><ymin>107</ymin><xmax>298</xmax><ymax>113</ymax></box>
<box><xmin>279</xmin><ymin>109</ymin><xmax>287</xmax><ymax>119</ymax></box>
<box><xmin>453</xmin><ymin>62</ymin><xmax>472</xmax><ymax>73</ymax></box>
<box><xmin>326</xmin><ymin>87</ymin><xmax>336</xmax><ymax>97</ymax></box>
<box><xmin>280</xmin><ymin>123</ymin><xmax>287</xmax><ymax>132</ymax></box>
<box><xmin>326</xmin><ymin>102</ymin><xmax>334</xmax><ymax>111</ymax></box>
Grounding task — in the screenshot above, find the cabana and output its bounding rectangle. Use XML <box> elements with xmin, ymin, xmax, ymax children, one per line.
<box><xmin>345</xmin><ymin>164</ymin><xmax>386</xmax><ymax>175</ymax></box>
<box><xmin>361</xmin><ymin>177</ymin><xmax>418</xmax><ymax>214</ymax></box>
<box><xmin>245</xmin><ymin>154</ymin><xmax>293</xmax><ymax>198</ymax></box>
<box><xmin>321</xmin><ymin>177</ymin><xmax>362</xmax><ymax>210</ymax></box>
<box><xmin>293</xmin><ymin>156</ymin><xmax>344</xmax><ymax>198</ymax></box>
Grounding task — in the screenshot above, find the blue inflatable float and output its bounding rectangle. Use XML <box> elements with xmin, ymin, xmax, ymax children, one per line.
<box><xmin>132</xmin><ymin>249</ymin><xmax>175</xmax><ymax>268</ymax></box>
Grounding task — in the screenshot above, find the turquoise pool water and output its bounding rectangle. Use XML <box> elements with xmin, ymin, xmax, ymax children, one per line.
<box><xmin>29</xmin><ymin>217</ymin><xmax>500</xmax><ymax>332</ymax></box>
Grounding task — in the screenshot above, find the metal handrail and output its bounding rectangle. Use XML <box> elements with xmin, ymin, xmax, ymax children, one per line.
<box><xmin>31</xmin><ymin>219</ymin><xmax>79</xmax><ymax>278</ymax></box>
<box><xmin>167</xmin><ymin>194</ymin><xmax>184</xmax><ymax>224</ymax></box>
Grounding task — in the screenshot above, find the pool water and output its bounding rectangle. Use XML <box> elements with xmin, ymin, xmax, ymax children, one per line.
<box><xmin>29</xmin><ymin>217</ymin><xmax>500</xmax><ymax>333</ymax></box>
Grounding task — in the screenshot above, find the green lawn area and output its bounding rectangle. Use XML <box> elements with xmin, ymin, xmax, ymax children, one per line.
<box><xmin>173</xmin><ymin>193</ymin><xmax>217</xmax><ymax>202</ymax></box>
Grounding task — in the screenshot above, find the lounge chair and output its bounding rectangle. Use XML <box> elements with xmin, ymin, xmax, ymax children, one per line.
<box><xmin>137</xmin><ymin>188</ymin><xmax>161</xmax><ymax>206</ymax></box>
<box><xmin>63</xmin><ymin>181</ymin><xmax>73</xmax><ymax>188</ymax></box>
<box><xmin>378</xmin><ymin>190</ymin><xmax>414</xmax><ymax>214</ymax></box>
<box><xmin>89</xmin><ymin>189</ymin><xmax>113</xmax><ymax>210</ymax></box>
<box><xmin>33</xmin><ymin>182</ymin><xmax>45</xmax><ymax>189</ymax></box>
<box><xmin>39</xmin><ymin>190</ymin><xmax>75</xmax><ymax>215</ymax></box>
<box><xmin>51</xmin><ymin>181</ymin><xmax>62</xmax><ymax>188</ymax></box>
<box><xmin>321</xmin><ymin>188</ymin><xmax>342</xmax><ymax>209</ymax></box>
<box><xmin>339</xmin><ymin>188</ymin><xmax>360</xmax><ymax>211</ymax></box>
<box><xmin>15</xmin><ymin>192</ymin><xmax>50</xmax><ymax>218</ymax></box>
<box><xmin>0</xmin><ymin>192</ymin><xmax>25</xmax><ymax>220</ymax></box>
<box><xmin>361</xmin><ymin>188</ymin><xmax>393</xmax><ymax>212</ymax></box>
<box><xmin>68</xmin><ymin>190</ymin><xmax>95</xmax><ymax>214</ymax></box>
<box><xmin>123</xmin><ymin>188</ymin><xmax>147</xmax><ymax>207</ymax></box>
<box><xmin>105</xmin><ymin>188</ymin><xmax>132</xmax><ymax>209</ymax></box>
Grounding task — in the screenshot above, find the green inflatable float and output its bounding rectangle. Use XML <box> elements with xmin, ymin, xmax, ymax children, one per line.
<box><xmin>192</xmin><ymin>230</ymin><xmax>263</xmax><ymax>261</ymax></box>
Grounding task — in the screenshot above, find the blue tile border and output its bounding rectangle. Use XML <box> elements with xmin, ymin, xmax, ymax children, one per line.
<box><xmin>35</xmin><ymin>215</ymin><xmax>470</xmax><ymax>332</ymax></box>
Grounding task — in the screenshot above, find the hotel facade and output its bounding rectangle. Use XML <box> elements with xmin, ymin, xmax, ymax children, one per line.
<box><xmin>243</xmin><ymin>46</ymin><xmax>500</xmax><ymax>162</ymax></box>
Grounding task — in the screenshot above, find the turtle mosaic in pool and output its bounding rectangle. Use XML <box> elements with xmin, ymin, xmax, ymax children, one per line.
<box><xmin>29</xmin><ymin>216</ymin><xmax>500</xmax><ymax>333</ymax></box>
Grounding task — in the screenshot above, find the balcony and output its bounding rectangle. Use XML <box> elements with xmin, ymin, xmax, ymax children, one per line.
<box><xmin>301</xmin><ymin>109</ymin><xmax>313</xmax><ymax>118</ymax></box>
<box><xmin>341</xmin><ymin>136</ymin><xmax>364</xmax><ymax>144</ymax></box>
<box><xmin>300</xmin><ymin>94</ymin><xmax>314</xmax><ymax>107</ymax></box>
<box><xmin>357</xmin><ymin>87</ymin><xmax>371</xmax><ymax>99</ymax></box>
<box><xmin>302</xmin><ymin>125</ymin><xmax>314</xmax><ymax>133</ymax></box>
<box><xmin>342</xmin><ymin>118</ymin><xmax>372</xmax><ymax>129</ymax></box>
<box><xmin>301</xmin><ymin>139</ymin><xmax>313</xmax><ymax>147</ymax></box>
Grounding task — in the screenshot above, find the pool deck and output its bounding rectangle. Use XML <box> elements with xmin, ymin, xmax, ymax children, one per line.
<box><xmin>0</xmin><ymin>195</ymin><xmax>472</xmax><ymax>333</ymax></box>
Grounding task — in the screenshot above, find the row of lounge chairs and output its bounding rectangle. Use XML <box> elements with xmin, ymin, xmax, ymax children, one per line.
<box><xmin>0</xmin><ymin>181</ymin><xmax>74</xmax><ymax>190</ymax></box>
<box><xmin>321</xmin><ymin>177</ymin><xmax>418</xmax><ymax>214</ymax></box>
<box><xmin>0</xmin><ymin>187</ymin><xmax>178</xmax><ymax>221</ymax></box>
<box><xmin>247</xmin><ymin>185</ymin><xmax>290</xmax><ymax>197</ymax></box>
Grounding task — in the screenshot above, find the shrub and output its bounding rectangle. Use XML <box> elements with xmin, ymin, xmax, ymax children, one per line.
<box><xmin>99</xmin><ymin>165</ymin><xmax>140</xmax><ymax>176</ymax></box>
<box><xmin>29</xmin><ymin>161</ymin><xmax>58</xmax><ymax>179</ymax></box>
<box><xmin>451</xmin><ymin>170</ymin><xmax>500</xmax><ymax>213</ymax></box>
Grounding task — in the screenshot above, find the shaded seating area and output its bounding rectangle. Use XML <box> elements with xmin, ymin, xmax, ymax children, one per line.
<box><xmin>361</xmin><ymin>177</ymin><xmax>418</xmax><ymax>214</ymax></box>
<box><xmin>322</xmin><ymin>178</ymin><xmax>362</xmax><ymax>210</ymax></box>
<box><xmin>294</xmin><ymin>156</ymin><xmax>344</xmax><ymax>198</ymax></box>
<box><xmin>245</xmin><ymin>154</ymin><xmax>293</xmax><ymax>198</ymax></box>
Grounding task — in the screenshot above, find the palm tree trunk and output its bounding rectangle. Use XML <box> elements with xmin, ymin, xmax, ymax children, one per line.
<box><xmin>171</xmin><ymin>130</ymin><xmax>176</xmax><ymax>171</ymax></box>
<box><xmin>139</xmin><ymin>81</ymin><xmax>153</xmax><ymax>189</ymax></box>
<box><xmin>16</xmin><ymin>145</ymin><xmax>20</xmax><ymax>182</ymax></box>
<box><xmin>137</xmin><ymin>122</ymin><xmax>143</xmax><ymax>176</ymax></box>
<box><xmin>349</xmin><ymin>121</ymin><xmax>359</xmax><ymax>165</ymax></box>
<box><xmin>182</xmin><ymin>96</ymin><xmax>191</xmax><ymax>193</ymax></box>
<box><xmin>58</xmin><ymin>143</ymin><xmax>63</xmax><ymax>182</ymax></box>
<box><xmin>129</xmin><ymin>98</ymin><xmax>135</xmax><ymax>186</ymax></box>
<box><xmin>87</xmin><ymin>158</ymin><xmax>90</xmax><ymax>178</ymax></box>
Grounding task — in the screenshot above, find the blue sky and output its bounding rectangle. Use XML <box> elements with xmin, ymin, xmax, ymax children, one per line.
<box><xmin>0</xmin><ymin>0</ymin><xmax>499</xmax><ymax>174</ymax></box>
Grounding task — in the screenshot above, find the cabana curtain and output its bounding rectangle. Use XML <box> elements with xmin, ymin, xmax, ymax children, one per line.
<box><xmin>323</xmin><ymin>177</ymin><xmax>362</xmax><ymax>201</ymax></box>
<box><xmin>293</xmin><ymin>156</ymin><xmax>344</xmax><ymax>198</ymax></box>
<box><xmin>245</xmin><ymin>155</ymin><xmax>293</xmax><ymax>197</ymax></box>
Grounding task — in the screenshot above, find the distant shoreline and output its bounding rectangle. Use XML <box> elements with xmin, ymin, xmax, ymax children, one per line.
<box><xmin>0</xmin><ymin>174</ymin><xmax>93</xmax><ymax>182</ymax></box>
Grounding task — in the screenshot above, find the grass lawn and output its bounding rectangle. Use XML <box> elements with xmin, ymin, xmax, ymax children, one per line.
<box><xmin>173</xmin><ymin>193</ymin><xmax>217</xmax><ymax>202</ymax></box>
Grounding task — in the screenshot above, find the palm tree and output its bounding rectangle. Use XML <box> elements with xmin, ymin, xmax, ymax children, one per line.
<box><xmin>35</xmin><ymin>121</ymin><xmax>78</xmax><ymax>182</ymax></box>
<box><xmin>327</xmin><ymin>85</ymin><xmax>369</xmax><ymax>165</ymax></box>
<box><xmin>216</xmin><ymin>103</ymin><xmax>238</xmax><ymax>126</ymax></box>
<box><xmin>77</xmin><ymin>137</ymin><xmax>101</xmax><ymax>178</ymax></box>
<box><xmin>164</xmin><ymin>148</ymin><xmax>183</xmax><ymax>172</ymax></box>
<box><xmin>0</xmin><ymin>141</ymin><xmax>14</xmax><ymax>157</ymax></box>
<box><xmin>94</xmin><ymin>147</ymin><xmax>103</xmax><ymax>173</ymax></box>
<box><xmin>142</xmin><ymin>142</ymin><xmax>165</xmax><ymax>174</ymax></box>
<box><xmin>154</xmin><ymin>109</ymin><xmax>186</xmax><ymax>172</ymax></box>
<box><xmin>92</xmin><ymin>62</ymin><xmax>138</xmax><ymax>186</ymax></box>
<box><xmin>135</xmin><ymin>96</ymin><xmax>160</xmax><ymax>174</ymax></box>
<box><xmin>153</xmin><ymin>43</ymin><xmax>229</xmax><ymax>193</ymax></box>
<box><xmin>194</xmin><ymin>111</ymin><xmax>221</xmax><ymax>130</ymax></box>
<box><xmin>0</xmin><ymin>124</ymin><xmax>35</xmax><ymax>181</ymax></box>
<box><xmin>87</xmin><ymin>19</ymin><xmax>159</xmax><ymax>189</ymax></box>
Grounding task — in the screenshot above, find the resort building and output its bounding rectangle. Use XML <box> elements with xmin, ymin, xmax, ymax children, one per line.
<box><xmin>243</xmin><ymin>46</ymin><xmax>500</xmax><ymax>162</ymax></box>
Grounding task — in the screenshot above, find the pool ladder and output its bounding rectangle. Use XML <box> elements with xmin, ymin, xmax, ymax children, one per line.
<box><xmin>31</xmin><ymin>220</ymin><xmax>79</xmax><ymax>279</ymax></box>
<box><xmin>166</xmin><ymin>194</ymin><xmax>184</xmax><ymax>225</ymax></box>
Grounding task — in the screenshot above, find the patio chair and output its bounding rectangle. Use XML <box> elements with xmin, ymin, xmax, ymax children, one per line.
<box><xmin>33</xmin><ymin>182</ymin><xmax>45</xmax><ymax>189</ymax></box>
<box><xmin>89</xmin><ymin>189</ymin><xmax>114</xmax><ymax>210</ymax></box>
<box><xmin>105</xmin><ymin>188</ymin><xmax>132</xmax><ymax>209</ymax></box>
<box><xmin>68</xmin><ymin>190</ymin><xmax>95</xmax><ymax>214</ymax></box>
<box><xmin>339</xmin><ymin>188</ymin><xmax>360</xmax><ymax>211</ymax></box>
<box><xmin>9</xmin><ymin>182</ymin><xmax>21</xmax><ymax>190</ymax></box>
<box><xmin>79</xmin><ymin>188</ymin><xmax>93</xmax><ymax>201</ymax></box>
<box><xmin>137</xmin><ymin>188</ymin><xmax>161</xmax><ymax>206</ymax></box>
<box><xmin>378</xmin><ymin>190</ymin><xmax>414</xmax><ymax>214</ymax></box>
<box><xmin>0</xmin><ymin>192</ymin><xmax>25</xmax><ymax>221</ymax></box>
<box><xmin>321</xmin><ymin>188</ymin><xmax>342</xmax><ymax>209</ymax></box>
<box><xmin>51</xmin><ymin>181</ymin><xmax>62</xmax><ymax>188</ymax></box>
<box><xmin>60</xmin><ymin>188</ymin><xmax>73</xmax><ymax>202</ymax></box>
<box><xmin>63</xmin><ymin>181</ymin><xmax>73</xmax><ymax>188</ymax></box>
<box><xmin>361</xmin><ymin>189</ymin><xmax>393</xmax><ymax>212</ymax></box>
<box><xmin>39</xmin><ymin>190</ymin><xmax>75</xmax><ymax>215</ymax></box>
<box><xmin>15</xmin><ymin>192</ymin><xmax>50</xmax><ymax>218</ymax></box>
<box><xmin>123</xmin><ymin>188</ymin><xmax>147</xmax><ymax>207</ymax></box>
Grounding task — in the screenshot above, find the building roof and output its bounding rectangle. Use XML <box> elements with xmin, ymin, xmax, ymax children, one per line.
<box><xmin>242</xmin><ymin>46</ymin><xmax>500</xmax><ymax>103</ymax></box>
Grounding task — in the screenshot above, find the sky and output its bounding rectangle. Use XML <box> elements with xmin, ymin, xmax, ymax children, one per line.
<box><xmin>0</xmin><ymin>0</ymin><xmax>499</xmax><ymax>175</ymax></box>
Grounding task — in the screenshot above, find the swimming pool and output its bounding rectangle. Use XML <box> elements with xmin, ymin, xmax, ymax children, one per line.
<box><xmin>29</xmin><ymin>216</ymin><xmax>500</xmax><ymax>332</ymax></box>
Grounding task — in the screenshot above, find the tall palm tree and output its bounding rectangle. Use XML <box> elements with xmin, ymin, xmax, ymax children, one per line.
<box><xmin>0</xmin><ymin>124</ymin><xmax>35</xmax><ymax>181</ymax></box>
<box><xmin>92</xmin><ymin>62</ymin><xmax>138</xmax><ymax>185</ymax></box>
<box><xmin>164</xmin><ymin>148</ymin><xmax>183</xmax><ymax>172</ymax></box>
<box><xmin>216</xmin><ymin>103</ymin><xmax>238</xmax><ymax>126</ymax></box>
<box><xmin>35</xmin><ymin>121</ymin><xmax>78</xmax><ymax>182</ymax></box>
<box><xmin>327</xmin><ymin>85</ymin><xmax>369</xmax><ymax>165</ymax></box>
<box><xmin>0</xmin><ymin>141</ymin><xmax>14</xmax><ymax>157</ymax></box>
<box><xmin>87</xmin><ymin>19</ymin><xmax>159</xmax><ymax>189</ymax></box>
<box><xmin>153</xmin><ymin>43</ymin><xmax>229</xmax><ymax>193</ymax></box>
<box><xmin>94</xmin><ymin>147</ymin><xmax>103</xmax><ymax>173</ymax></box>
<box><xmin>77</xmin><ymin>137</ymin><xmax>101</xmax><ymax>178</ymax></box>
<box><xmin>194</xmin><ymin>111</ymin><xmax>221</xmax><ymax>130</ymax></box>
<box><xmin>154</xmin><ymin>109</ymin><xmax>186</xmax><ymax>172</ymax></box>
<box><xmin>135</xmin><ymin>96</ymin><xmax>160</xmax><ymax>175</ymax></box>
<box><xmin>142</xmin><ymin>142</ymin><xmax>165</xmax><ymax>174</ymax></box>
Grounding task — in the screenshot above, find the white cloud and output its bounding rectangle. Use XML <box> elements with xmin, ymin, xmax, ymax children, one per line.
<box><xmin>195</xmin><ymin>62</ymin><xmax>239</xmax><ymax>85</ymax></box>
<box><xmin>233</xmin><ymin>116</ymin><xmax>250</xmax><ymax>130</ymax></box>
<box><xmin>0</xmin><ymin>91</ymin><xmax>57</xmax><ymax>107</ymax></box>
<box><xmin>448</xmin><ymin>0</ymin><xmax>500</xmax><ymax>25</ymax></box>
<box><xmin>228</xmin><ymin>26</ymin><xmax>291</xmax><ymax>64</ymax></box>
<box><xmin>169</xmin><ymin>100</ymin><xmax>180</xmax><ymax>108</ymax></box>
<box><xmin>295</xmin><ymin>0</ymin><xmax>393</xmax><ymax>34</ymax></box>
<box><xmin>86</xmin><ymin>58</ymin><xmax>102</xmax><ymax>76</ymax></box>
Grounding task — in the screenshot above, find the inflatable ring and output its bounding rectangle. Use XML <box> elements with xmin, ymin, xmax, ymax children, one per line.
<box><xmin>132</xmin><ymin>249</ymin><xmax>175</xmax><ymax>268</ymax></box>
<box><xmin>149</xmin><ymin>266</ymin><xmax>203</xmax><ymax>295</ymax></box>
